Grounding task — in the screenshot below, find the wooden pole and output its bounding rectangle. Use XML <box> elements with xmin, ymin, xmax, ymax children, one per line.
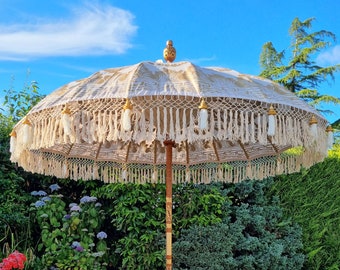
<box><xmin>164</xmin><ymin>139</ymin><xmax>175</xmax><ymax>270</ymax></box>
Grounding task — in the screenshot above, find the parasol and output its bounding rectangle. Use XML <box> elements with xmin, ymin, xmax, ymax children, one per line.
<box><xmin>10</xmin><ymin>41</ymin><xmax>331</xmax><ymax>269</ymax></box>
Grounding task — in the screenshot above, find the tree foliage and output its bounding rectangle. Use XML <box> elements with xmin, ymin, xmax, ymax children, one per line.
<box><xmin>2</xmin><ymin>79</ymin><xmax>43</xmax><ymax>123</ymax></box>
<box><xmin>259</xmin><ymin>17</ymin><xmax>340</xmax><ymax>111</ymax></box>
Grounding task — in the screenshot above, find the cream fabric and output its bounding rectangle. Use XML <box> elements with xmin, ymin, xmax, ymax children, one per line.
<box><xmin>10</xmin><ymin>61</ymin><xmax>329</xmax><ymax>183</ymax></box>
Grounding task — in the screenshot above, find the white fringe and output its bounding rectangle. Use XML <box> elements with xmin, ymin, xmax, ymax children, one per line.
<box><xmin>10</xmin><ymin>99</ymin><xmax>329</xmax><ymax>184</ymax></box>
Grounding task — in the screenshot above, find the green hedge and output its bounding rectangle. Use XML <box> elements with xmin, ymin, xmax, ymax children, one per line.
<box><xmin>271</xmin><ymin>157</ymin><xmax>340</xmax><ymax>270</ymax></box>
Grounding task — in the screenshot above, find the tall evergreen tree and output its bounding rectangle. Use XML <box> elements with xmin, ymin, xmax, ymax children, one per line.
<box><xmin>259</xmin><ymin>17</ymin><xmax>340</xmax><ymax>112</ymax></box>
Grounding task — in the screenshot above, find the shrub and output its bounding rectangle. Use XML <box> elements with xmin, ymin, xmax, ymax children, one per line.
<box><xmin>173</xmin><ymin>180</ymin><xmax>305</xmax><ymax>270</ymax></box>
<box><xmin>31</xmin><ymin>184</ymin><xmax>109</xmax><ymax>270</ymax></box>
<box><xmin>95</xmin><ymin>182</ymin><xmax>229</xmax><ymax>269</ymax></box>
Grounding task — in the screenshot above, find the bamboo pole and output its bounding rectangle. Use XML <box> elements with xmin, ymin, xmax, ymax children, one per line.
<box><xmin>164</xmin><ymin>139</ymin><xmax>175</xmax><ymax>270</ymax></box>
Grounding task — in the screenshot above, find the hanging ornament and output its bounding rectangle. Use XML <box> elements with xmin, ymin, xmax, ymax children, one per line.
<box><xmin>61</xmin><ymin>106</ymin><xmax>72</xmax><ymax>136</ymax></box>
<box><xmin>267</xmin><ymin>105</ymin><xmax>277</xmax><ymax>136</ymax></box>
<box><xmin>9</xmin><ymin>130</ymin><xmax>17</xmax><ymax>153</ymax></box>
<box><xmin>122</xmin><ymin>99</ymin><xmax>133</xmax><ymax>131</ymax></box>
<box><xmin>122</xmin><ymin>169</ymin><xmax>128</xmax><ymax>180</ymax></box>
<box><xmin>22</xmin><ymin>117</ymin><xmax>33</xmax><ymax>147</ymax></box>
<box><xmin>326</xmin><ymin>125</ymin><xmax>334</xmax><ymax>149</ymax></box>
<box><xmin>198</xmin><ymin>98</ymin><xmax>208</xmax><ymax>130</ymax></box>
<box><xmin>152</xmin><ymin>168</ymin><xmax>158</xmax><ymax>182</ymax></box>
<box><xmin>309</xmin><ymin>115</ymin><xmax>318</xmax><ymax>138</ymax></box>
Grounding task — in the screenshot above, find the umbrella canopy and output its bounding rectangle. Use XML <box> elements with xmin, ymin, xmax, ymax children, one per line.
<box><xmin>10</xmin><ymin>60</ymin><xmax>329</xmax><ymax>183</ymax></box>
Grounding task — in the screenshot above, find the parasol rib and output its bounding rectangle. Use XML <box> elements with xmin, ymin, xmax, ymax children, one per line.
<box><xmin>65</xmin><ymin>143</ymin><xmax>74</xmax><ymax>157</ymax></box>
<box><xmin>153</xmin><ymin>141</ymin><xmax>158</xmax><ymax>164</ymax></box>
<box><xmin>238</xmin><ymin>140</ymin><xmax>250</xmax><ymax>160</ymax></box>
<box><xmin>267</xmin><ymin>136</ymin><xmax>280</xmax><ymax>154</ymax></box>
<box><xmin>125</xmin><ymin>141</ymin><xmax>132</xmax><ymax>163</ymax></box>
<box><xmin>185</xmin><ymin>141</ymin><xmax>190</xmax><ymax>166</ymax></box>
<box><xmin>95</xmin><ymin>142</ymin><xmax>103</xmax><ymax>160</ymax></box>
<box><xmin>212</xmin><ymin>139</ymin><xmax>220</xmax><ymax>162</ymax></box>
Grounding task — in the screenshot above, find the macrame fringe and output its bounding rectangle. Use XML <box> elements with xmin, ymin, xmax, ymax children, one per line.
<box><xmin>14</xmin><ymin>147</ymin><xmax>327</xmax><ymax>184</ymax></box>
<box><xmin>10</xmin><ymin>99</ymin><xmax>329</xmax><ymax>183</ymax></box>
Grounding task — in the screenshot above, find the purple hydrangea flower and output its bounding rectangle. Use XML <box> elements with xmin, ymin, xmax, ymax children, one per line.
<box><xmin>80</xmin><ymin>196</ymin><xmax>97</xmax><ymax>204</ymax></box>
<box><xmin>97</xmin><ymin>231</ymin><xmax>107</xmax><ymax>240</ymax></box>
<box><xmin>64</xmin><ymin>214</ymin><xmax>71</xmax><ymax>220</ymax></box>
<box><xmin>49</xmin><ymin>184</ymin><xmax>61</xmax><ymax>192</ymax></box>
<box><xmin>34</xmin><ymin>200</ymin><xmax>46</xmax><ymax>207</ymax></box>
<box><xmin>70</xmin><ymin>205</ymin><xmax>82</xmax><ymax>212</ymax></box>
<box><xmin>71</xmin><ymin>241</ymin><xmax>84</xmax><ymax>252</ymax></box>
<box><xmin>75</xmin><ymin>245</ymin><xmax>84</xmax><ymax>252</ymax></box>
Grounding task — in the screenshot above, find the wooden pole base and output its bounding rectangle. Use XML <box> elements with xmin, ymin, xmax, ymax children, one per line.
<box><xmin>164</xmin><ymin>139</ymin><xmax>175</xmax><ymax>270</ymax></box>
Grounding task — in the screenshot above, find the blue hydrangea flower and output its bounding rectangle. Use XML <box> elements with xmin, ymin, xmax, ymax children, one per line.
<box><xmin>70</xmin><ymin>205</ymin><xmax>82</xmax><ymax>212</ymax></box>
<box><xmin>91</xmin><ymin>251</ymin><xmax>105</xmax><ymax>257</ymax></box>
<box><xmin>97</xmin><ymin>231</ymin><xmax>107</xmax><ymax>239</ymax></box>
<box><xmin>34</xmin><ymin>200</ymin><xmax>46</xmax><ymax>207</ymax></box>
<box><xmin>80</xmin><ymin>196</ymin><xmax>97</xmax><ymax>203</ymax></box>
<box><xmin>31</xmin><ymin>190</ymin><xmax>47</xmax><ymax>196</ymax></box>
<box><xmin>71</xmin><ymin>241</ymin><xmax>81</xmax><ymax>248</ymax></box>
<box><xmin>64</xmin><ymin>214</ymin><xmax>71</xmax><ymax>220</ymax></box>
<box><xmin>41</xmin><ymin>196</ymin><xmax>51</xmax><ymax>202</ymax></box>
<box><xmin>69</xmin><ymin>203</ymin><xmax>78</xmax><ymax>208</ymax></box>
<box><xmin>49</xmin><ymin>184</ymin><xmax>61</xmax><ymax>192</ymax></box>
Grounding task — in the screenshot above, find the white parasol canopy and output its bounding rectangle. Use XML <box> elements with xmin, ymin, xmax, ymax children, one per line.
<box><xmin>10</xmin><ymin>60</ymin><xmax>329</xmax><ymax>183</ymax></box>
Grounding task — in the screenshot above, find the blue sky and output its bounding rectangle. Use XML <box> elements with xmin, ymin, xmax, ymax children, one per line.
<box><xmin>0</xmin><ymin>0</ymin><xmax>339</xmax><ymax>123</ymax></box>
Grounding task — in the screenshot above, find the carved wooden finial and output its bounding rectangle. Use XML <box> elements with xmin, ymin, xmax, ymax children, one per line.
<box><xmin>163</xmin><ymin>40</ymin><xmax>176</xmax><ymax>63</ymax></box>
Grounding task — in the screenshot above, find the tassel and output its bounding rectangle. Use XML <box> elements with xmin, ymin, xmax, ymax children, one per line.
<box><xmin>157</xmin><ymin>107</ymin><xmax>162</xmax><ymax>140</ymax></box>
<box><xmin>122</xmin><ymin>99</ymin><xmax>133</xmax><ymax>131</ymax></box>
<box><xmin>182</xmin><ymin>109</ymin><xmax>187</xmax><ymax>138</ymax></box>
<box><xmin>61</xmin><ymin>106</ymin><xmax>72</xmax><ymax>136</ymax></box>
<box><xmin>22</xmin><ymin>117</ymin><xmax>33</xmax><ymax>147</ymax></box>
<box><xmin>267</xmin><ymin>105</ymin><xmax>276</xmax><ymax>136</ymax></box>
<box><xmin>326</xmin><ymin>125</ymin><xmax>334</xmax><ymax>149</ymax></box>
<box><xmin>152</xmin><ymin>168</ymin><xmax>158</xmax><ymax>182</ymax></box>
<box><xmin>187</xmin><ymin>109</ymin><xmax>194</xmax><ymax>143</ymax></box>
<box><xmin>9</xmin><ymin>131</ymin><xmax>16</xmax><ymax>153</ymax></box>
<box><xmin>122</xmin><ymin>169</ymin><xmax>128</xmax><ymax>181</ymax></box>
<box><xmin>175</xmin><ymin>108</ymin><xmax>181</xmax><ymax>141</ymax></box>
<box><xmin>185</xmin><ymin>169</ymin><xmax>191</xmax><ymax>182</ymax></box>
<box><xmin>309</xmin><ymin>115</ymin><xmax>318</xmax><ymax>139</ymax></box>
<box><xmin>198</xmin><ymin>98</ymin><xmax>208</xmax><ymax>130</ymax></box>
<box><xmin>163</xmin><ymin>107</ymin><xmax>168</xmax><ymax>138</ymax></box>
<box><xmin>169</xmin><ymin>107</ymin><xmax>175</xmax><ymax>138</ymax></box>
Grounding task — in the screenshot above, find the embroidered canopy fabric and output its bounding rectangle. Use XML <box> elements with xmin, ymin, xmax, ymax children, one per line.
<box><xmin>10</xmin><ymin>61</ymin><xmax>329</xmax><ymax>183</ymax></box>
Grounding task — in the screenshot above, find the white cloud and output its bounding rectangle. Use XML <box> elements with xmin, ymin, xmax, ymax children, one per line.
<box><xmin>0</xmin><ymin>2</ymin><xmax>137</xmax><ymax>61</ymax></box>
<box><xmin>316</xmin><ymin>45</ymin><xmax>340</xmax><ymax>65</ymax></box>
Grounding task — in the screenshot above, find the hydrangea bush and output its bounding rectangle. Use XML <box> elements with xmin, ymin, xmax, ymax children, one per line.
<box><xmin>31</xmin><ymin>184</ymin><xmax>108</xmax><ymax>270</ymax></box>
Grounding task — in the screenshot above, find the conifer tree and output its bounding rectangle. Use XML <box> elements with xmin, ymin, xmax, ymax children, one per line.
<box><xmin>259</xmin><ymin>17</ymin><xmax>340</xmax><ymax>112</ymax></box>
